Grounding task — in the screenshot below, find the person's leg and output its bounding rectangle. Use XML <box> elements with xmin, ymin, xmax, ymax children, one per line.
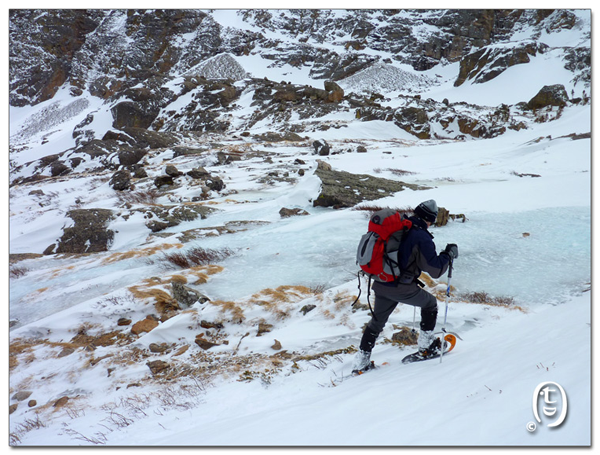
<box><xmin>388</xmin><ymin>287</ymin><xmax>439</xmax><ymax>353</ymax></box>
<box><xmin>359</xmin><ymin>293</ymin><xmax>399</xmax><ymax>352</ymax></box>
<box><xmin>353</xmin><ymin>293</ymin><xmax>398</xmax><ymax>371</ymax></box>
<box><xmin>375</xmin><ymin>284</ymin><xmax>438</xmax><ymax>324</ymax></box>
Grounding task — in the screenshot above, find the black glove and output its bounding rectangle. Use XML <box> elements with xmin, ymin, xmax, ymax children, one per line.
<box><xmin>443</xmin><ymin>243</ymin><xmax>458</xmax><ymax>259</ymax></box>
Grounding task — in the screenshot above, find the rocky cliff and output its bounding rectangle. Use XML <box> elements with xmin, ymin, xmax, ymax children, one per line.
<box><xmin>9</xmin><ymin>9</ymin><xmax>591</xmax><ymax>186</ymax></box>
<box><xmin>10</xmin><ymin>9</ymin><xmax>589</xmax><ymax>105</ymax></box>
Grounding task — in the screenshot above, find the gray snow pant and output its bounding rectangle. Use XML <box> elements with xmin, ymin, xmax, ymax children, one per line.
<box><xmin>359</xmin><ymin>281</ymin><xmax>438</xmax><ymax>353</ymax></box>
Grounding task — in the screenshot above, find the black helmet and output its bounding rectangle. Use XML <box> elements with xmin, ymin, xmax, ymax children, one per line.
<box><xmin>415</xmin><ymin>199</ymin><xmax>438</xmax><ymax>224</ymax></box>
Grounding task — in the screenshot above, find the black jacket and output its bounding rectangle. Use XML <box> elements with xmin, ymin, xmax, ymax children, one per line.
<box><xmin>397</xmin><ymin>216</ymin><xmax>450</xmax><ymax>282</ymax></box>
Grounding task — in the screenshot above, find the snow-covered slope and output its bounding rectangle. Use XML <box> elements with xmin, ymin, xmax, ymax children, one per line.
<box><xmin>8</xmin><ymin>8</ymin><xmax>591</xmax><ymax>447</ymax></box>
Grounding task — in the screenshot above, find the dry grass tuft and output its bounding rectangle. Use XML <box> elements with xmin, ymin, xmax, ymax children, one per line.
<box><xmin>292</xmin><ymin>346</ymin><xmax>357</xmax><ymax>363</ymax></box>
<box><xmin>162</xmin><ymin>247</ymin><xmax>234</xmax><ymax>269</ymax></box>
<box><xmin>208</xmin><ymin>300</ymin><xmax>246</xmax><ymax>323</ymax></box>
<box><xmin>459</xmin><ymin>291</ymin><xmax>526</xmax><ymax>312</ymax></box>
<box><xmin>9</xmin><ymin>339</ymin><xmax>40</xmax><ymax>370</ymax></box>
<box><xmin>353</xmin><ymin>205</ymin><xmax>413</xmax><ymax>217</ymax></box>
<box><xmin>332</xmin><ymin>291</ymin><xmax>357</xmax><ymax>311</ymax></box>
<box><xmin>373</xmin><ymin>168</ymin><xmax>417</xmax><ymax>176</ymax></box>
<box><xmin>190</xmin><ymin>264</ymin><xmax>224</xmax><ymax>275</ymax></box>
<box><xmin>9</xmin><ymin>328</ymin><xmax>132</xmax><ymax>372</ymax></box>
<box><xmin>102</xmin><ymin>243</ymin><xmax>183</xmax><ymax>265</ymax></box>
<box><xmin>251</xmin><ymin>285</ymin><xmax>312</xmax><ymax>304</ymax></box>
<box><xmin>10</xmin><ymin>266</ymin><xmax>28</xmax><ymax>279</ymax></box>
<box><xmin>116</xmin><ymin>188</ymin><xmax>161</xmax><ymax>205</ymax></box>
<box><xmin>167</xmin><ymin>274</ymin><xmax>188</xmax><ymax>284</ymax></box>
<box><xmin>248</xmin><ymin>285</ymin><xmax>316</xmax><ymax>320</ymax></box>
<box><xmin>128</xmin><ymin>285</ymin><xmax>177</xmax><ymax>311</ymax></box>
<box><xmin>186</xmin><ymin>265</ymin><xmax>224</xmax><ymax>284</ymax></box>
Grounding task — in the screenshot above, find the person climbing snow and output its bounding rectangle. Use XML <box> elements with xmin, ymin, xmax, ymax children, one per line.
<box><xmin>352</xmin><ymin>199</ymin><xmax>458</xmax><ymax>373</ymax></box>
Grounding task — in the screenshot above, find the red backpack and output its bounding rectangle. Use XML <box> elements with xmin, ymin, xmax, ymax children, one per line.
<box><xmin>356</xmin><ymin>208</ymin><xmax>412</xmax><ymax>283</ymax></box>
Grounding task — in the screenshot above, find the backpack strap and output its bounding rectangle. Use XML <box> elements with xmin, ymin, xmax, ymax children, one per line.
<box><xmin>351</xmin><ymin>272</ymin><xmax>363</xmax><ymax>307</ymax></box>
<box><xmin>382</xmin><ymin>238</ymin><xmax>400</xmax><ymax>282</ymax></box>
<box><xmin>382</xmin><ymin>224</ymin><xmax>411</xmax><ymax>283</ymax></box>
<box><xmin>365</xmin><ymin>274</ymin><xmax>377</xmax><ymax>321</ymax></box>
<box><xmin>351</xmin><ymin>271</ymin><xmax>377</xmax><ymax>321</ymax></box>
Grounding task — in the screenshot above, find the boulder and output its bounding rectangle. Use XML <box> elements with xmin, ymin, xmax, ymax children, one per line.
<box><xmin>55</xmin><ymin>209</ymin><xmax>115</xmax><ymax>254</ymax></box>
<box><xmin>117</xmin><ymin>148</ymin><xmax>148</xmax><ymax>166</ymax></box>
<box><xmin>324</xmin><ymin>81</ymin><xmax>344</xmax><ymax>103</ymax></box>
<box><xmin>279</xmin><ymin>207</ymin><xmax>310</xmax><ymax>218</ymax></box>
<box><xmin>172</xmin><ymin>282</ymin><xmax>209</xmax><ymax>308</ymax></box>
<box><xmin>111</xmin><ymin>102</ymin><xmax>158</xmax><ymax>129</ymax></box>
<box><xmin>12</xmin><ymin>391</ymin><xmax>33</xmax><ymax>402</ymax></box>
<box><xmin>109</xmin><ymin>169</ymin><xmax>132</xmax><ymax>191</ymax></box>
<box><xmin>154</xmin><ymin>175</ymin><xmax>175</xmax><ymax>188</ymax></box>
<box><xmin>133</xmin><ymin>167</ymin><xmax>148</xmax><ymax>178</ymax></box>
<box><xmin>357</xmin><ymin>105</ymin><xmax>433</xmax><ymax>140</ymax></box>
<box><xmin>435</xmin><ymin>207</ymin><xmax>450</xmax><ymax>227</ymax></box>
<box><xmin>300</xmin><ymin>304</ymin><xmax>316</xmax><ymax>315</ymax></box>
<box><xmin>255</xmin><ymin>131</ymin><xmax>305</xmax><ymax>142</ymax></box>
<box><xmin>316</xmin><ymin>160</ymin><xmax>332</xmax><ymax>171</ymax></box>
<box><xmin>50</xmin><ymin>160</ymin><xmax>70</xmax><ymax>177</ymax></box>
<box><xmin>187</xmin><ymin>167</ymin><xmax>211</xmax><ymax>179</ymax></box>
<box><xmin>526</xmin><ymin>84</ymin><xmax>569</xmax><ymax>110</ymax></box>
<box><xmin>274</xmin><ymin>89</ymin><xmax>297</xmax><ymax>102</ymax></box>
<box><xmin>147</xmin><ymin>360</ymin><xmax>170</xmax><ymax>375</ymax></box>
<box><xmin>165</xmin><ymin>164</ymin><xmax>182</xmax><ymax>177</ymax></box>
<box><xmin>391</xmin><ymin>327</ymin><xmax>418</xmax><ymax>346</ymax></box>
<box><xmin>314</xmin><ymin>167</ymin><xmax>427</xmax><ymax>209</ymax></box>
<box><xmin>313</xmin><ymin>139</ymin><xmax>330</xmax><ymax>156</ymax></box>
<box><xmin>394</xmin><ymin>107</ymin><xmax>430</xmax><ymax>139</ymax></box>
<box><xmin>195</xmin><ymin>334</ymin><xmax>219</xmax><ymax>350</ymax></box>
<box><xmin>120</xmin><ymin>127</ymin><xmax>180</xmax><ymax>150</ymax></box>
<box><xmin>140</xmin><ymin>204</ymin><xmax>215</xmax><ymax>233</ymax></box>
<box><xmin>149</xmin><ymin>343</ymin><xmax>170</xmax><ymax>353</ymax></box>
<box><xmin>303</xmin><ymin>86</ymin><xmax>329</xmax><ymax>101</ymax></box>
<box><xmin>200</xmin><ymin>320</ymin><xmax>224</xmax><ymax>330</ymax></box>
<box><xmin>206</xmin><ymin>176</ymin><xmax>225</xmax><ymax>192</ymax></box>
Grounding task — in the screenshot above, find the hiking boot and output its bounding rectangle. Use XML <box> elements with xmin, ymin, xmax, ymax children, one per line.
<box><xmin>417</xmin><ymin>330</ymin><xmax>441</xmax><ymax>358</ymax></box>
<box><xmin>417</xmin><ymin>329</ymin><xmax>435</xmax><ymax>351</ymax></box>
<box><xmin>417</xmin><ymin>336</ymin><xmax>441</xmax><ymax>359</ymax></box>
<box><xmin>351</xmin><ymin>349</ymin><xmax>371</xmax><ymax>372</ymax></box>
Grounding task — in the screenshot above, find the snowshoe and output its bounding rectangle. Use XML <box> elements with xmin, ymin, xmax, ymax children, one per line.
<box><xmin>352</xmin><ymin>360</ymin><xmax>377</xmax><ymax>376</ymax></box>
<box><xmin>402</xmin><ymin>333</ymin><xmax>457</xmax><ymax>364</ymax></box>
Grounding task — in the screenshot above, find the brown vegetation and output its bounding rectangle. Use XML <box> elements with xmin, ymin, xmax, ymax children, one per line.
<box><xmin>116</xmin><ymin>188</ymin><xmax>161</xmax><ymax>205</ymax></box>
<box><xmin>161</xmin><ymin>247</ymin><xmax>234</xmax><ymax>269</ymax></box>
<box><xmin>102</xmin><ymin>243</ymin><xmax>183</xmax><ymax>265</ymax></box>
<box><xmin>353</xmin><ymin>204</ymin><xmax>413</xmax><ymax>217</ymax></box>
<box><xmin>459</xmin><ymin>291</ymin><xmax>525</xmax><ymax>312</ymax></box>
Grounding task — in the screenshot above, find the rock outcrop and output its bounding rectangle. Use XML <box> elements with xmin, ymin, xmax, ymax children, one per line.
<box><xmin>313</xmin><ymin>167</ymin><xmax>428</xmax><ymax>209</ymax></box>
<box><xmin>51</xmin><ymin>209</ymin><xmax>115</xmax><ymax>254</ymax></box>
<box><xmin>526</xmin><ymin>84</ymin><xmax>569</xmax><ymax>110</ymax></box>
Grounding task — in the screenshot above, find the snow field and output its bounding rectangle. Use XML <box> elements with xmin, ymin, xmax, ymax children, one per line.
<box><xmin>8</xmin><ymin>9</ymin><xmax>591</xmax><ymax>447</ymax></box>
